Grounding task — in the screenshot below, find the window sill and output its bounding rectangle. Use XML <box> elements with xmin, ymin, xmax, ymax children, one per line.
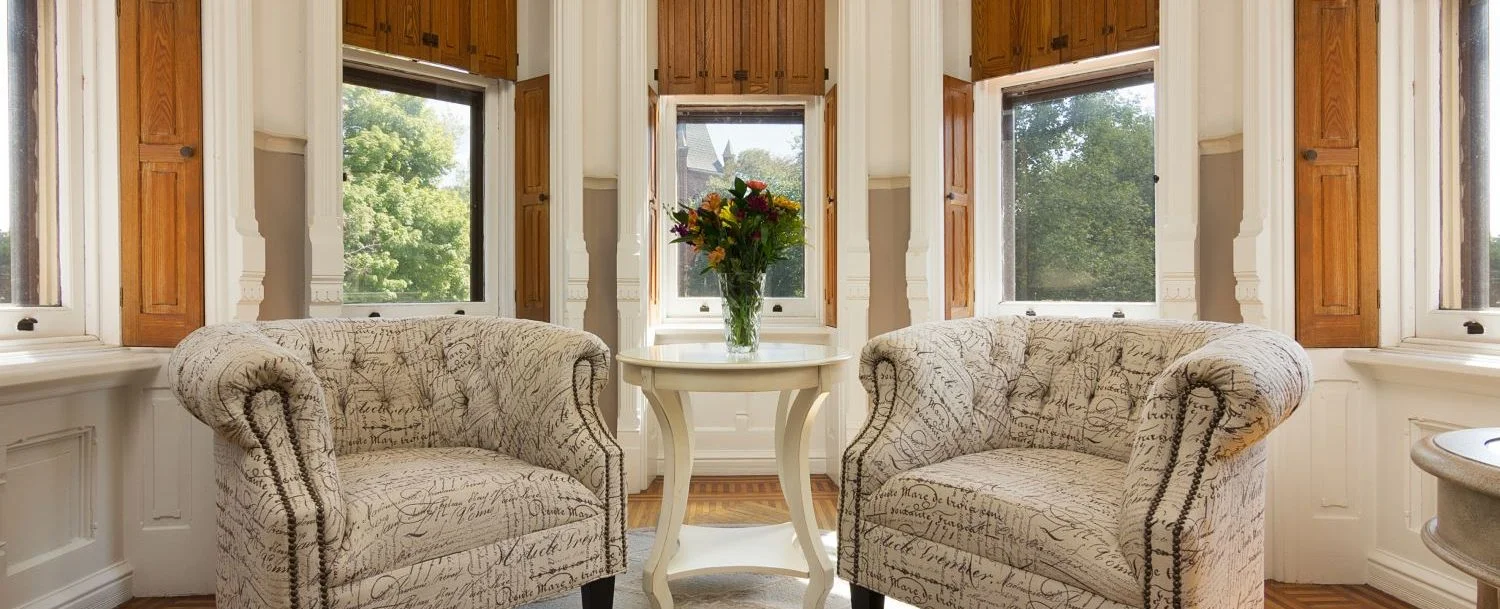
<box><xmin>1344</xmin><ymin>345</ymin><xmax>1500</xmax><ymax>396</ymax></box>
<box><xmin>652</xmin><ymin>322</ymin><xmax>836</xmax><ymax>346</ymax></box>
<box><xmin>0</xmin><ymin>340</ymin><xmax>165</xmax><ymax>406</ymax></box>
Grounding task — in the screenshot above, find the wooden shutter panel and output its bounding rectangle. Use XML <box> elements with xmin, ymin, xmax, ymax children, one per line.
<box><xmin>515</xmin><ymin>75</ymin><xmax>550</xmax><ymax>322</ymax></box>
<box><xmin>1064</xmin><ymin>0</ymin><xmax>1110</xmax><ymax>62</ymax></box>
<box><xmin>824</xmin><ymin>86</ymin><xmax>838</xmax><ymax>327</ymax></box>
<box><xmin>471</xmin><ymin>0</ymin><xmax>517</xmax><ymax>80</ymax></box>
<box><xmin>1294</xmin><ymin>0</ymin><xmax>1379</xmax><ymax>347</ymax></box>
<box><xmin>343</xmin><ymin>0</ymin><xmax>383</xmax><ymax>50</ymax></box>
<box><xmin>1109</xmin><ymin>0</ymin><xmax>1160</xmax><ymax>53</ymax></box>
<box><xmin>703</xmin><ymin>0</ymin><xmax>738</xmax><ymax>94</ymax></box>
<box><xmin>1020</xmin><ymin>0</ymin><xmax>1062</xmax><ymax>71</ymax></box>
<box><xmin>387</xmin><ymin>0</ymin><xmax>434</xmax><ymax>61</ymax></box>
<box><xmin>649</xmin><ymin>86</ymin><xmax>661</xmax><ymax>307</ymax></box>
<box><xmin>778</xmin><ymin>0</ymin><xmax>825</xmax><ymax>95</ymax></box>
<box><xmin>972</xmin><ymin>0</ymin><xmax>1022</xmax><ymax>80</ymax></box>
<box><xmin>432</xmin><ymin>0</ymin><xmax>471</xmax><ymax>71</ymax></box>
<box><xmin>120</xmin><ymin>0</ymin><xmax>204</xmax><ymax>347</ymax></box>
<box><xmin>741</xmin><ymin>0</ymin><xmax>779</xmax><ymax>94</ymax></box>
<box><xmin>658</xmin><ymin>0</ymin><xmax>707</xmax><ymax>94</ymax></box>
<box><xmin>944</xmin><ymin>76</ymin><xmax>975</xmax><ymax>320</ymax></box>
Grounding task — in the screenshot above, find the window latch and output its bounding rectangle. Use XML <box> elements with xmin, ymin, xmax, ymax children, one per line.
<box><xmin>1024</xmin><ymin>308</ymin><xmax>1037</xmax><ymax>317</ymax></box>
<box><xmin>699</xmin><ymin>303</ymin><xmax>710</xmax><ymax>313</ymax></box>
<box><xmin>16</xmin><ymin>317</ymin><xmax>37</xmax><ymax>331</ymax></box>
<box><xmin>368</xmin><ymin>312</ymin><xmax>381</xmax><ymax>318</ymax></box>
<box><xmin>1112</xmin><ymin>310</ymin><xmax>1126</xmax><ymax>319</ymax></box>
<box><xmin>1464</xmin><ymin>320</ymin><xmax>1485</xmax><ymax>335</ymax></box>
<box><xmin>771</xmin><ymin>304</ymin><xmax>783</xmax><ymax>313</ymax></box>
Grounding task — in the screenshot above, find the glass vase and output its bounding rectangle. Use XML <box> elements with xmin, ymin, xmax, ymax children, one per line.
<box><xmin>718</xmin><ymin>271</ymin><xmax>765</xmax><ymax>354</ymax></box>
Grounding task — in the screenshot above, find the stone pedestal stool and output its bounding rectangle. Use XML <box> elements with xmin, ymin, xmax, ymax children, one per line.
<box><xmin>1412</xmin><ymin>427</ymin><xmax>1500</xmax><ymax>609</ymax></box>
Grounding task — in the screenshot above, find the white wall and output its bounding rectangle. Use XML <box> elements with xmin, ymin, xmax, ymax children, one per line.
<box><xmin>582</xmin><ymin>0</ymin><xmax>618</xmax><ymax>179</ymax></box>
<box><xmin>1198</xmin><ymin>0</ymin><xmax>1242</xmax><ymax>138</ymax></box>
<box><xmin>254</xmin><ymin>0</ymin><xmax>307</xmax><ymax>137</ymax></box>
<box><xmin>867</xmin><ymin>0</ymin><xmax>911</xmax><ymax>178</ymax></box>
<box><xmin>518</xmin><ymin>0</ymin><xmax>552</xmax><ymax>81</ymax></box>
<box><xmin>942</xmin><ymin>0</ymin><xmax>971</xmax><ymax>80</ymax></box>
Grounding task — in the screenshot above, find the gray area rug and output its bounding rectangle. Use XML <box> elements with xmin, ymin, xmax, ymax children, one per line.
<box><xmin>522</xmin><ymin>530</ymin><xmax>915</xmax><ymax>609</ymax></box>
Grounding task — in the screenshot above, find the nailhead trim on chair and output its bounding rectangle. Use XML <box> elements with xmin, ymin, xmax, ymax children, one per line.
<box><xmin>841</xmin><ymin>357</ymin><xmax>899</xmax><ymax>583</ymax></box>
<box><xmin>571</xmin><ymin>356</ymin><xmax>623</xmax><ymax>571</ymax></box>
<box><xmin>270</xmin><ymin>387</ymin><xmax>332</xmax><ymax>609</ymax></box>
<box><xmin>242</xmin><ymin>390</ymin><xmax>305</xmax><ymax>609</ymax></box>
<box><xmin>1141</xmin><ymin>380</ymin><xmax>1230</xmax><ymax>609</ymax></box>
<box><xmin>1140</xmin><ymin>382</ymin><xmax>1191</xmax><ymax>609</ymax></box>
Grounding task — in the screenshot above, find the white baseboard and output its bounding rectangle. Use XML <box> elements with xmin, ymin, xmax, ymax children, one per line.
<box><xmin>653</xmin><ymin>454</ymin><xmax>828</xmax><ymax>476</ymax></box>
<box><xmin>1368</xmin><ymin>550</ymin><xmax>1476</xmax><ymax>609</ymax></box>
<box><xmin>16</xmin><ymin>561</ymin><xmax>133</xmax><ymax>609</ymax></box>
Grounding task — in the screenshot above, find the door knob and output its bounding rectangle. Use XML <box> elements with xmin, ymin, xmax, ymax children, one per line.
<box><xmin>1302</xmin><ymin>149</ymin><xmax>1318</xmax><ymax>161</ymax></box>
<box><xmin>180</xmin><ymin>145</ymin><xmax>195</xmax><ymax>158</ymax></box>
<box><xmin>945</xmin><ymin>192</ymin><xmax>956</xmax><ymax>201</ymax></box>
<box><xmin>538</xmin><ymin>193</ymin><xmax>550</xmax><ymax>202</ymax></box>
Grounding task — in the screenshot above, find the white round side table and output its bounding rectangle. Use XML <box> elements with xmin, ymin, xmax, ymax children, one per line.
<box><xmin>618</xmin><ymin>342</ymin><xmax>851</xmax><ymax>609</ymax></box>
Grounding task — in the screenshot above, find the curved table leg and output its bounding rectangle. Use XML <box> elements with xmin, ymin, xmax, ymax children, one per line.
<box><xmin>641</xmin><ymin>378</ymin><xmax>694</xmax><ymax>609</ymax></box>
<box><xmin>776</xmin><ymin>387</ymin><xmax>834</xmax><ymax>609</ymax></box>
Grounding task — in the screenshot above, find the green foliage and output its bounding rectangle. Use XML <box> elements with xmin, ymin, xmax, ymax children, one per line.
<box><xmin>341</xmin><ymin>85</ymin><xmax>472</xmax><ymax>303</ymax></box>
<box><xmin>668</xmin><ymin>176</ymin><xmax>807</xmax><ymax>300</ymax></box>
<box><xmin>682</xmin><ymin>137</ymin><xmax>808</xmax><ymax>298</ymax></box>
<box><xmin>1013</xmin><ymin>85</ymin><xmax>1156</xmax><ymax>302</ymax></box>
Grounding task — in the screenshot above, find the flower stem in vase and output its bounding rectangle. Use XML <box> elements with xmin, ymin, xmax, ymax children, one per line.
<box><xmin>719</xmin><ymin>271</ymin><xmax>765</xmax><ymax>353</ymax></box>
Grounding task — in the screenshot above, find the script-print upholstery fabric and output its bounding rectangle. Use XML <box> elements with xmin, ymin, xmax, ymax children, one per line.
<box><xmin>170</xmin><ymin>316</ymin><xmax>626</xmax><ymax>609</ymax></box>
<box><xmin>840</xmin><ymin>316</ymin><xmax>1310</xmax><ymax>609</ymax></box>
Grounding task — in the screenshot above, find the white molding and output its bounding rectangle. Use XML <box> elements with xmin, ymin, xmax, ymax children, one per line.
<box><xmin>202</xmin><ymin>0</ymin><xmax>264</xmax><ymax>325</ymax></box>
<box><xmin>617</xmin><ymin>0</ymin><xmax>651</xmax><ymax>493</ymax></box>
<box><xmin>832</xmin><ymin>0</ymin><xmax>872</xmax><ymax>488</ymax></box>
<box><xmin>1368</xmin><ymin>549</ymin><xmax>1476</xmax><ymax>609</ymax></box>
<box><xmin>584</xmin><ymin>176</ymin><xmax>619</xmax><ymax>190</ymax></box>
<box><xmin>0</xmin><ymin>348</ymin><xmax>161</xmax><ymax>406</ymax></box>
<box><xmin>305</xmin><ymin>0</ymin><xmax>343</xmax><ymax>317</ymax></box>
<box><xmin>1237</xmin><ymin>0</ymin><xmax>1295</xmax><ymax>335</ymax></box>
<box><xmin>866</xmin><ymin>176</ymin><xmax>910</xmax><ymax>190</ymax></box>
<box><xmin>906</xmin><ymin>0</ymin><xmax>945</xmax><ymax>326</ymax></box>
<box><xmin>1198</xmin><ymin>133</ymin><xmax>1244</xmax><ymax>155</ymax></box>
<box><xmin>653</xmin><ymin>454</ymin><xmax>828</xmax><ymax>477</ymax></box>
<box><xmin>253</xmin><ymin>131</ymin><xmax>307</xmax><ymax>155</ymax></box>
<box><xmin>14</xmin><ymin>561</ymin><xmax>133</xmax><ymax>609</ymax></box>
<box><xmin>1156</xmin><ymin>0</ymin><xmax>1199</xmax><ymax>321</ymax></box>
<box><xmin>554</xmin><ymin>1</ymin><xmax>587</xmax><ymax>330</ymax></box>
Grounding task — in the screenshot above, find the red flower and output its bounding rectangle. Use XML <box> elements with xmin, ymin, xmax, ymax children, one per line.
<box><xmin>746</xmin><ymin>179</ymin><xmax>768</xmax><ymax>191</ymax></box>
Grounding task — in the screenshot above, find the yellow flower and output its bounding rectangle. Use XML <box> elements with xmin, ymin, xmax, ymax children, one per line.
<box><xmin>772</xmin><ymin>196</ymin><xmax>800</xmax><ymax>212</ymax></box>
<box><xmin>707</xmin><ymin>247</ymin><xmax>726</xmax><ymax>266</ymax></box>
<box><xmin>718</xmin><ymin>205</ymin><xmax>734</xmax><ymax>223</ymax></box>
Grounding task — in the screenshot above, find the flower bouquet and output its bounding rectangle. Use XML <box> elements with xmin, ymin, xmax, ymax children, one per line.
<box><xmin>669</xmin><ymin>178</ymin><xmax>805</xmax><ymax>353</ymax></box>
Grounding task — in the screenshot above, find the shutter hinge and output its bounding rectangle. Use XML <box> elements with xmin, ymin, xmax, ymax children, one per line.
<box><xmin>654</xmin><ymin>68</ymin><xmax>659</xmax><ymax>81</ymax></box>
<box><xmin>824</xmin><ymin>67</ymin><xmax>829</xmax><ymax>80</ymax></box>
<box><xmin>119</xmin><ymin>287</ymin><xmax>124</xmax><ymax>307</ymax></box>
<box><xmin>969</xmin><ymin>54</ymin><xmax>973</xmax><ymax>67</ymax></box>
<box><xmin>1376</xmin><ymin>289</ymin><xmax>1381</xmax><ymax>308</ymax></box>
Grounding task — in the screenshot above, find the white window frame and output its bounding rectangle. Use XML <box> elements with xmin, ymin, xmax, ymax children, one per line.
<box><xmin>337</xmin><ymin>48</ymin><xmax>512</xmax><ymax>319</ymax></box>
<box><xmin>653</xmin><ymin>95</ymin><xmax>826</xmax><ymax>325</ymax></box>
<box><xmin>975</xmin><ymin>47</ymin><xmax>1183</xmax><ymax>321</ymax></box>
<box><xmin>0</xmin><ymin>0</ymin><xmax>85</xmax><ymax>341</ymax></box>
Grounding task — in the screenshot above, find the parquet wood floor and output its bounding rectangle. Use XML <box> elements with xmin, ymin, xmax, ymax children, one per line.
<box><xmin>120</xmin><ymin>475</ymin><xmax>1417</xmax><ymax>609</ymax></box>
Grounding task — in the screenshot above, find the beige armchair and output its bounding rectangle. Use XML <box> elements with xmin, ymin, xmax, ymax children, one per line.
<box><xmin>169</xmin><ymin>317</ymin><xmax>625</xmax><ymax>609</ymax></box>
<box><xmin>839</xmin><ymin>317</ymin><xmax>1310</xmax><ymax>609</ymax></box>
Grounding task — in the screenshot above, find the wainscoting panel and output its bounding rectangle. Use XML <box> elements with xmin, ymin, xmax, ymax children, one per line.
<box><xmin>3</xmin><ymin>427</ymin><xmax>95</xmax><ymax>576</ymax></box>
<box><xmin>124</xmin><ymin>378</ymin><xmax>217</xmax><ymax>597</ymax></box>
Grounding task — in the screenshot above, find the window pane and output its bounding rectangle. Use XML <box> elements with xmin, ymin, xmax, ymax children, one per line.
<box><xmin>1006</xmin><ymin>76</ymin><xmax>1156</xmax><ymax>303</ymax></box>
<box><xmin>341</xmin><ymin>73</ymin><xmax>479</xmax><ymax>304</ymax></box>
<box><xmin>1444</xmin><ymin>0</ymin><xmax>1499</xmax><ymax>309</ymax></box>
<box><xmin>2</xmin><ymin>1</ymin><xmax>57</xmax><ymax>308</ymax></box>
<box><xmin>675</xmin><ymin>110</ymin><xmax>806</xmax><ymax>299</ymax></box>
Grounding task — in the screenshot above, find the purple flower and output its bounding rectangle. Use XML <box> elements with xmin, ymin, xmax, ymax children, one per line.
<box><xmin>746</xmin><ymin>194</ymin><xmax>771</xmax><ymax>213</ymax></box>
<box><xmin>671</xmin><ymin>224</ymin><xmax>688</xmax><ymax>237</ymax></box>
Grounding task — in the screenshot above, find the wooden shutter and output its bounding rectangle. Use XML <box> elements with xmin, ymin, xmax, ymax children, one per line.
<box><xmin>387</xmin><ymin>0</ymin><xmax>434</xmax><ymax>61</ymax></box>
<box><xmin>1109</xmin><ymin>0</ymin><xmax>1160</xmax><ymax>52</ymax></box>
<box><xmin>1294</xmin><ymin>0</ymin><xmax>1379</xmax><ymax>347</ymax></box>
<box><xmin>432</xmin><ymin>0</ymin><xmax>471</xmax><ymax>71</ymax></box>
<box><xmin>779</xmin><ymin>0</ymin><xmax>826</xmax><ymax>95</ymax></box>
<box><xmin>649</xmin><ymin>86</ymin><xmax>661</xmax><ymax>307</ymax></box>
<box><xmin>1064</xmin><ymin>0</ymin><xmax>1110</xmax><ymax>62</ymax></box>
<box><xmin>658</xmin><ymin>0</ymin><xmax>706</xmax><ymax>94</ymax></box>
<box><xmin>741</xmin><ymin>0</ymin><xmax>779</xmax><ymax>94</ymax></box>
<box><xmin>120</xmin><ymin>0</ymin><xmax>204</xmax><ymax>347</ymax></box>
<box><xmin>972</xmin><ymin>0</ymin><xmax>1022</xmax><ymax>81</ymax></box>
<box><xmin>703</xmin><ymin>0</ymin><xmax>739</xmax><ymax>94</ymax></box>
<box><xmin>516</xmin><ymin>75</ymin><xmax>550</xmax><ymax>322</ymax></box>
<box><xmin>343</xmin><ymin>0</ymin><xmax>384</xmax><ymax>50</ymax></box>
<box><xmin>944</xmin><ymin>77</ymin><xmax>975</xmax><ymax>320</ymax></box>
<box><xmin>470</xmin><ymin>0</ymin><xmax>517</xmax><ymax>80</ymax></box>
<box><xmin>824</xmin><ymin>86</ymin><xmax>838</xmax><ymax>326</ymax></box>
<box><xmin>1020</xmin><ymin>0</ymin><xmax>1062</xmax><ymax>71</ymax></box>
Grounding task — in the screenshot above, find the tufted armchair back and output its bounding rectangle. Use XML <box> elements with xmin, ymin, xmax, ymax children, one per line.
<box><xmin>984</xmin><ymin>317</ymin><xmax>1249</xmax><ymax>462</ymax></box>
<box><xmin>211</xmin><ymin>316</ymin><xmax>608</xmax><ymax>456</ymax></box>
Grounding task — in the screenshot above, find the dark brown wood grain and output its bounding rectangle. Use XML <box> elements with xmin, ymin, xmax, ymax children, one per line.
<box><xmin>469</xmin><ymin>0</ymin><xmax>518</xmax><ymax>80</ymax></box>
<box><xmin>515</xmin><ymin>75</ymin><xmax>550</xmax><ymax>322</ymax></box>
<box><xmin>342</xmin><ymin>0</ymin><xmax>383</xmax><ymax>51</ymax></box>
<box><xmin>1294</xmin><ymin>0</ymin><xmax>1380</xmax><ymax>347</ymax></box>
<box><xmin>944</xmin><ymin>76</ymin><xmax>975</xmax><ymax>320</ymax></box>
<box><xmin>1109</xmin><ymin>0</ymin><xmax>1160</xmax><ymax>52</ymax></box>
<box><xmin>778</xmin><ymin>0</ymin><xmax>825</xmax><ymax>95</ymax></box>
<box><xmin>972</xmin><ymin>0</ymin><xmax>1023</xmax><ymax>81</ymax></box>
<box><xmin>119</xmin><ymin>0</ymin><xmax>204</xmax><ymax>347</ymax></box>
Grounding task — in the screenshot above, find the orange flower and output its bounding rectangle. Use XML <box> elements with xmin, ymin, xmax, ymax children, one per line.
<box><xmin>687</xmin><ymin>209</ymin><xmax>699</xmax><ymax>227</ymax></box>
<box><xmin>746</xmin><ymin>179</ymin><xmax>768</xmax><ymax>191</ymax></box>
<box><xmin>701</xmin><ymin>192</ymin><xmax>723</xmax><ymax>213</ymax></box>
<box><xmin>707</xmin><ymin>247</ymin><xmax>727</xmax><ymax>266</ymax></box>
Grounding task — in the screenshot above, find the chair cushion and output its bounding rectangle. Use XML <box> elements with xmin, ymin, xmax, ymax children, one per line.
<box><xmin>330</xmin><ymin>446</ymin><xmax>604</xmax><ymax>585</ymax></box>
<box><xmin>865</xmin><ymin>448</ymin><xmax>1137</xmax><ymax>606</ymax></box>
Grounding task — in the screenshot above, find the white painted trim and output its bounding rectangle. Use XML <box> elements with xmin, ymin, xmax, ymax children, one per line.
<box><xmin>653</xmin><ymin>454</ymin><xmax>828</xmax><ymax>477</ymax></box>
<box><xmin>0</xmin><ymin>347</ymin><xmax>161</xmax><ymax>406</ymax></box>
<box><xmin>253</xmin><ymin>131</ymin><xmax>307</xmax><ymax>155</ymax></box>
<box><xmin>1156</xmin><ymin>0</ymin><xmax>1200</xmax><ymax>320</ymax></box>
<box><xmin>82</xmin><ymin>0</ymin><xmax>120</xmax><ymax>345</ymax></box>
<box><xmin>906</xmin><ymin>0</ymin><xmax>944</xmax><ymax>325</ymax></box>
<box><xmin>832</xmin><ymin>0</ymin><xmax>871</xmax><ymax>488</ymax></box>
<box><xmin>554</xmin><ymin>1</ymin><xmax>587</xmax><ymax>329</ymax></box>
<box><xmin>1368</xmin><ymin>549</ymin><xmax>1476</xmax><ymax>609</ymax></box>
<box><xmin>974</xmin><ymin>78</ymin><xmax>1002</xmax><ymax>318</ymax></box>
<box><xmin>866</xmin><ymin>176</ymin><xmax>910</xmax><ymax>190</ymax></box>
<box><xmin>13</xmin><ymin>561</ymin><xmax>133</xmax><ymax>609</ymax></box>
<box><xmin>1237</xmin><ymin>0</ymin><xmax>1296</xmax><ymax>336</ymax></box>
<box><xmin>202</xmin><ymin>0</ymin><xmax>264</xmax><ymax>325</ymax></box>
<box><xmin>1199</xmin><ymin>134</ymin><xmax>1244</xmax><ymax>155</ymax></box>
<box><xmin>585</xmin><ymin>176</ymin><xmax>619</xmax><ymax>190</ymax></box>
<box><xmin>617</xmin><ymin>0</ymin><xmax>652</xmax><ymax>493</ymax></box>
<box><xmin>305</xmin><ymin>0</ymin><xmax>343</xmax><ymax>316</ymax></box>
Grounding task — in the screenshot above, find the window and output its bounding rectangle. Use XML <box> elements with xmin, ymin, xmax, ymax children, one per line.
<box><xmin>341</xmin><ymin>67</ymin><xmax>483</xmax><ymax>308</ymax></box>
<box><xmin>658</xmin><ymin>101</ymin><xmax>822</xmax><ymax>321</ymax></box>
<box><xmin>0</xmin><ymin>0</ymin><xmax>77</xmax><ymax>340</ymax></box>
<box><xmin>995</xmin><ymin>66</ymin><xmax>1158</xmax><ymax>316</ymax></box>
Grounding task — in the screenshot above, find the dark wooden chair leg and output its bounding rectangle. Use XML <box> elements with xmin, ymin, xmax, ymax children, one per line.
<box><xmin>581</xmin><ymin>576</ymin><xmax>615</xmax><ymax>609</ymax></box>
<box><xmin>851</xmin><ymin>583</ymin><xmax>885</xmax><ymax>609</ymax></box>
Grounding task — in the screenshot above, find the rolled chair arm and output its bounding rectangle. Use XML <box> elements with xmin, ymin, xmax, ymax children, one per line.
<box><xmin>168</xmin><ymin>324</ymin><xmax>346</xmax><ymax>548</ymax></box>
<box><xmin>1118</xmin><ymin>327</ymin><xmax>1311</xmax><ymax>608</ymax></box>
<box><xmin>838</xmin><ymin>317</ymin><xmax>1029</xmax><ymax>583</ymax></box>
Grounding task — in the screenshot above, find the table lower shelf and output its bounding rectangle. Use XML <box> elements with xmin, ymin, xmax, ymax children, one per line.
<box><xmin>664</xmin><ymin>523</ymin><xmax>837</xmax><ymax>581</ymax></box>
